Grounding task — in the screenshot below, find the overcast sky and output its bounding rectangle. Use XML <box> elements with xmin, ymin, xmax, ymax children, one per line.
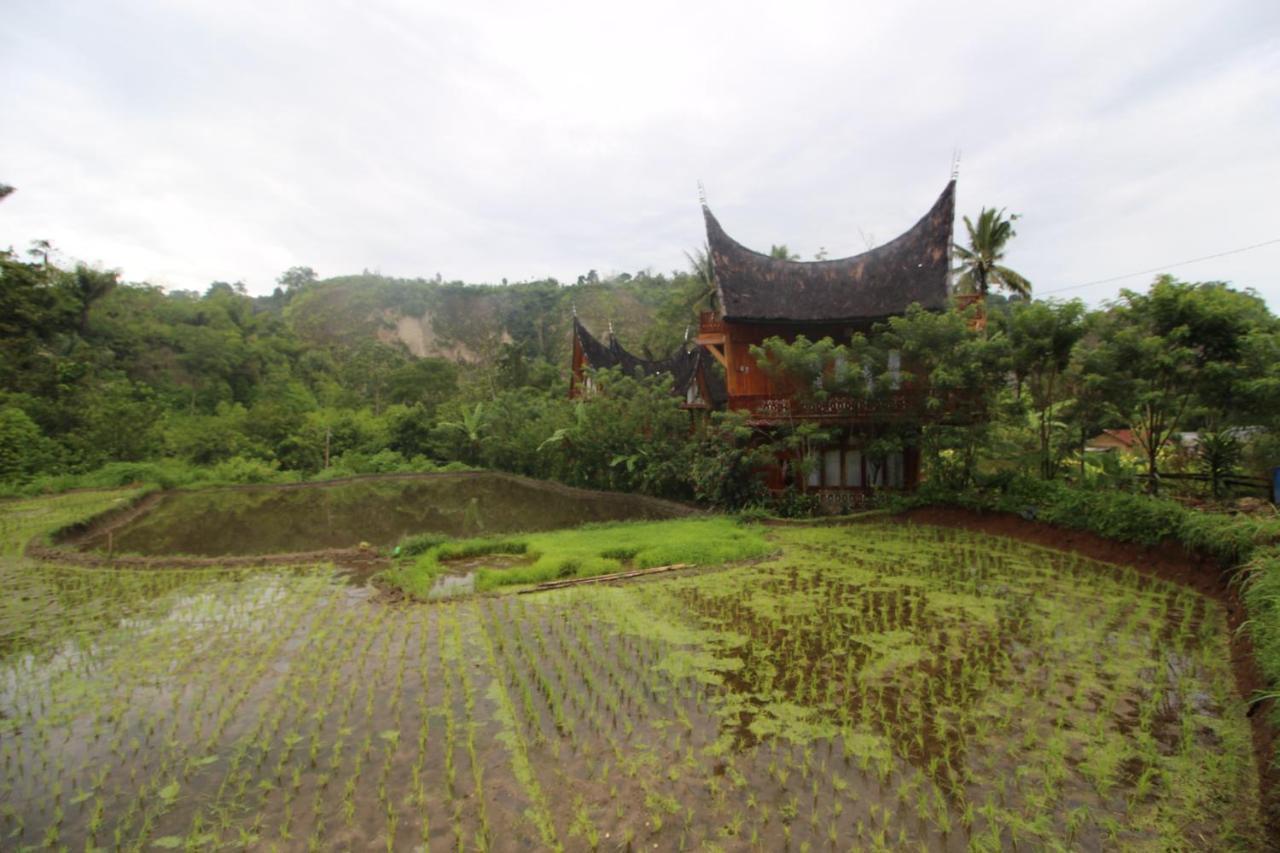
<box><xmin>3</xmin><ymin>0</ymin><xmax>1279</xmax><ymax>308</ymax></box>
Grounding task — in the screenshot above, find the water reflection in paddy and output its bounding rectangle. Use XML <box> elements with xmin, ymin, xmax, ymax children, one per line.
<box><xmin>73</xmin><ymin>473</ymin><xmax>692</xmax><ymax>557</ymax></box>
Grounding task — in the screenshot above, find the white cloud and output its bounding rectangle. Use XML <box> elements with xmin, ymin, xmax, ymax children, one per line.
<box><xmin>1</xmin><ymin>0</ymin><xmax>1278</xmax><ymax>307</ymax></box>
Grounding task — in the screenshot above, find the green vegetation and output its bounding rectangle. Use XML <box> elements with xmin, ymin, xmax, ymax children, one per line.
<box><xmin>0</xmin><ymin>495</ymin><xmax>1260</xmax><ymax>849</ymax></box>
<box><xmin>4</xmin><ymin>205</ymin><xmax>1278</xmax><ymax>845</ymax></box>
<box><xmin>952</xmin><ymin>206</ymin><xmax>1032</xmax><ymax>298</ymax></box>
<box><xmin>4</xmin><ymin>234</ymin><xmax>1277</xmax><ymax>511</ymax></box>
<box><xmin>895</xmin><ymin>473</ymin><xmax>1280</xmax><ymax>772</ymax></box>
<box><xmin>750</xmin><ymin>275</ymin><xmax>1279</xmax><ymax>497</ymax></box>
<box><xmin>383</xmin><ymin>517</ymin><xmax>771</xmax><ymax>596</ymax></box>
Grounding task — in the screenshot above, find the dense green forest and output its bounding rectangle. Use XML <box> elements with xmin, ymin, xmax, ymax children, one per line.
<box><xmin>2</xmin><ymin>238</ymin><xmax>1278</xmax><ymax>506</ymax></box>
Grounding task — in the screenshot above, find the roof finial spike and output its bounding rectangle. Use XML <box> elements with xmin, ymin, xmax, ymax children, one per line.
<box><xmin>571</xmin><ymin>301</ymin><xmax>577</xmax><ymax>318</ymax></box>
<box><xmin>950</xmin><ymin>149</ymin><xmax>962</xmax><ymax>181</ymax></box>
<box><xmin>683</xmin><ymin>324</ymin><xmax>690</xmax><ymax>344</ymax></box>
<box><xmin>607</xmin><ymin>318</ymin><xmax>615</xmax><ymax>339</ymax></box>
<box><xmin>697</xmin><ymin>180</ymin><xmax>707</xmax><ymax>207</ymax></box>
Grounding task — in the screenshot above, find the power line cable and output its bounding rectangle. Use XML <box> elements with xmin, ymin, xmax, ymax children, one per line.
<box><xmin>1039</xmin><ymin>236</ymin><xmax>1280</xmax><ymax>296</ymax></box>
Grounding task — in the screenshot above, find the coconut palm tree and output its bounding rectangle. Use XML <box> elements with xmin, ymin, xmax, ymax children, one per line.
<box><xmin>440</xmin><ymin>403</ymin><xmax>485</xmax><ymax>464</ymax></box>
<box><xmin>69</xmin><ymin>264</ymin><xmax>119</xmax><ymax>334</ymax></box>
<box><xmin>683</xmin><ymin>243</ymin><xmax>718</xmax><ymax>312</ymax></box>
<box><xmin>953</xmin><ymin>208</ymin><xmax>1032</xmax><ymax>298</ymax></box>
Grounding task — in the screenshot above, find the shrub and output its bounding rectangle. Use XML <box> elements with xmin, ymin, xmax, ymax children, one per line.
<box><xmin>210</xmin><ymin>456</ymin><xmax>285</xmax><ymax>484</ymax></box>
<box><xmin>11</xmin><ymin>459</ymin><xmax>212</xmax><ymax>495</ymax></box>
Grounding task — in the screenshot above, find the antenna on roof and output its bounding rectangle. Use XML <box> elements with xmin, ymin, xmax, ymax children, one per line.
<box><xmin>950</xmin><ymin>149</ymin><xmax>962</xmax><ymax>181</ymax></box>
<box><xmin>697</xmin><ymin>180</ymin><xmax>707</xmax><ymax>206</ymax></box>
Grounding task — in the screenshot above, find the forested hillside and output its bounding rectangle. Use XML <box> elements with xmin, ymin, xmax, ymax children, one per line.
<box><xmin>0</xmin><ymin>249</ymin><xmax>708</xmax><ymax>485</ymax></box>
<box><xmin>2</xmin><ymin>240</ymin><xmax>1278</xmax><ymax>510</ymax></box>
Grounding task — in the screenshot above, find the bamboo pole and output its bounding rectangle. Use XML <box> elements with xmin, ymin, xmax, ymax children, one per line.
<box><xmin>517</xmin><ymin>563</ymin><xmax>692</xmax><ymax>594</ymax></box>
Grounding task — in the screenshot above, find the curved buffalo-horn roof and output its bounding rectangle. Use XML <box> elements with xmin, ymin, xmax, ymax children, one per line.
<box><xmin>703</xmin><ymin>180</ymin><xmax>955</xmax><ymax>323</ymax></box>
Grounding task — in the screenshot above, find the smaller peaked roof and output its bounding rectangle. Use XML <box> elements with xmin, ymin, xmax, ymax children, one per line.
<box><xmin>572</xmin><ymin>318</ymin><xmax>726</xmax><ymax>405</ymax></box>
<box><xmin>1088</xmin><ymin>429</ymin><xmax>1136</xmax><ymax>448</ymax></box>
<box><xmin>703</xmin><ymin>180</ymin><xmax>956</xmax><ymax>323</ymax></box>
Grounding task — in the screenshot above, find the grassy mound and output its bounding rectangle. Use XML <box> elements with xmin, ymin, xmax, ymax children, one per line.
<box><xmin>382</xmin><ymin>517</ymin><xmax>770</xmax><ymax>597</ymax></box>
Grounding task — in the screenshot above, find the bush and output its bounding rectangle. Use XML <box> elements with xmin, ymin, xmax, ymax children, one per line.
<box><xmin>209</xmin><ymin>456</ymin><xmax>285</xmax><ymax>484</ymax></box>
<box><xmin>0</xmin><ymin>407</ymin><xmax>59</xmax><ymax>483</ymax></box>
<box><xmin>735</xmin><ymin>506</ymin><xmax>773</xmax><ymax>525</ymax></box>
<box><xmin>903</xmin><ymin>473</ymin><xmax>1280</xmax><ymax>564</ymax></box>
<box><xmin>6</xmin><ymin>459</ymin><xmax>211</xmax><ymax>495</ymax></box>
<box><xmin>769</xmin><ymin>487</ymin><xmax>822</xmax><ymax>519</ymax></box>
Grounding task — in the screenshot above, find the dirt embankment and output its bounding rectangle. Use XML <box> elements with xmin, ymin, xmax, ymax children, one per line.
<box><xmin>885</xmin><ymin>505</ymin><xmax>1280</xmax><ymax>847</ymax></box>
<box><xmin>24</xmin><ymin>538</ymin><xmax>389</xmax><ymax>572</ymax></box>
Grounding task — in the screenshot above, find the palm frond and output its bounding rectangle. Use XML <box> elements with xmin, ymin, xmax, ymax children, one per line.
<box><xmin>993</xmin><ymin>265</ymin><xmax>1033</xmax><ymax>298</ymax></box>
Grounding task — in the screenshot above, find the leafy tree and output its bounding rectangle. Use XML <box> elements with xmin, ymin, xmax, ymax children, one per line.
<box><xmin>998</xmin><ymin>300</ymin><xmax>1085</xmax><ymax>478</ymax></box>
<box><xmin>875</xmin><ymin>305</ymin><xmax>1008</xmax><ymax>487</ymax></box>
<box><xmin>952</xmin><ymin>208</ymin><xmax>1031</xmax><ymax>298</ymax></box>
<box><xmin>0</xmin><ymin>407</ymin><xmax>56</xmax><ymax>481</ymax></box>
<box><xmin>163</xmin><ymin>403</ymin><xmax>254</xmax><ymax>464</ymax></box>
<box><xmin>386</xmin><ymin>357</ymin><xmax>459</xmax><ymax>411</ymax></box>
<box><xmin>0</xmin><ymin>250</ymin><xmax>78</xmax><ymax>394</ymax></box>
<box><xmin>277</xmin><ymin>266</ymin><xmax>318</xmax><ymax>291</ymax></box>
<box><xmin>70</xmin><ymin>379</ymin><xmax>164</xmax><ymax>465</ymax></box>
<box><xmin>1061</xmin><ymin>320</ymin><xmax>1120</xmax><ymax>480</ymax></box>
<box><xmin>750</xmin><ymin>334</ymin><xmax>851</xmax><ymax>402</ymax></box>
<box><xmin>1142</xmin><ymin>277</ymin><xmax>1276</xmax><ymax>429</ymax></box>
<box><xmin>1085</xmin><ymin>277</ymin><xmax>1271</xmax><ymax>492</ymax></box>
<box><xmin>341</xmin><ymin>340</ymin><xmax>408</xmax><ymax>415</ymax></box>
<box><xmin>769</xmin><ymin>244</ymin><xmax>800</xmax><ymax>261</ymax></box>
<box><xmin>65</xmin><ymin>265</ymin><xmax>120</xmax><ymax>335</ymax></box>
<box><xmin>749</xmin><ymin>305</ymin><xmax>1005</xmax><ymax>490</ymax></box>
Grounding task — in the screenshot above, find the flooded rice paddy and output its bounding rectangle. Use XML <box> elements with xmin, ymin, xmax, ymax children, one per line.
<box><xmin>68</xmin><ymin>473</ymin><xmax>691</xmax><ymax>557</ymax></box>
<box><xmin>1</xmin><ymin>491</ymin><xmax>1262</xmax><ymax>850</ymax></box>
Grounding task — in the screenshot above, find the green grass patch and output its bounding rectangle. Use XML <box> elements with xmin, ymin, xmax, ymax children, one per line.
<box><xmin>381</xmin><ymin>517</ymin><xmax>770</xmax><ymax>597</ymax></box>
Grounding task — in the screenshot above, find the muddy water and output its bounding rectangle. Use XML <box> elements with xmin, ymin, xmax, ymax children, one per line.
<box><xmin>72</xmin><ymin>473</ymin><xmax>691</xmax><ymax>557</ymax></box>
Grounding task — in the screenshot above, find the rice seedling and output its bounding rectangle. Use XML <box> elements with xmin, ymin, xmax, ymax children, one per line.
<box><xmin>0</xmin><ymin>496</ymin><xmax>1266</xmax><ymax>849</ymax></box>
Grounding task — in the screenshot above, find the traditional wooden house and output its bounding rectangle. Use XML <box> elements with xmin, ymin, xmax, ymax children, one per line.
<box><xmin>695</xmin><ymin>180</ymin><xmax>957</xmax><ymax>500</ymax></box>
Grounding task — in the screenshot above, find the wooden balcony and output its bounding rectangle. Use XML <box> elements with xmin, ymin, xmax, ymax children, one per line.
<box><xmin>730</xmin><ymin>389</ymin><xmax>976</xmax><ymax>424</ymax></box>
<box><xmin>696</xmin><ymin>311</ymin><xmax>727</xmax><ymax>366</ymax></box>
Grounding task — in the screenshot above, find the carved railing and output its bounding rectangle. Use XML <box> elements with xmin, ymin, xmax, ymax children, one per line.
<box><xmin>810</xmin><ymin>489</ymin><xmax>885</xmax><ymax>513</ymax></box>
<box><xmin>732</xmin><ymin>390</ymin><xmax>924</xmax><ymax>421</ymax></box>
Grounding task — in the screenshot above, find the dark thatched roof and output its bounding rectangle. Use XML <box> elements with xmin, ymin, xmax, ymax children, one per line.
<box><xmin>703</xmin><ymin>180</ymin><xmax>955</xmax><ymax>323</ymax></box>
<box><xmin>573</xmin><ymin>318</ymin><xmax>725</xmax><ymax>405</ymax></box>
